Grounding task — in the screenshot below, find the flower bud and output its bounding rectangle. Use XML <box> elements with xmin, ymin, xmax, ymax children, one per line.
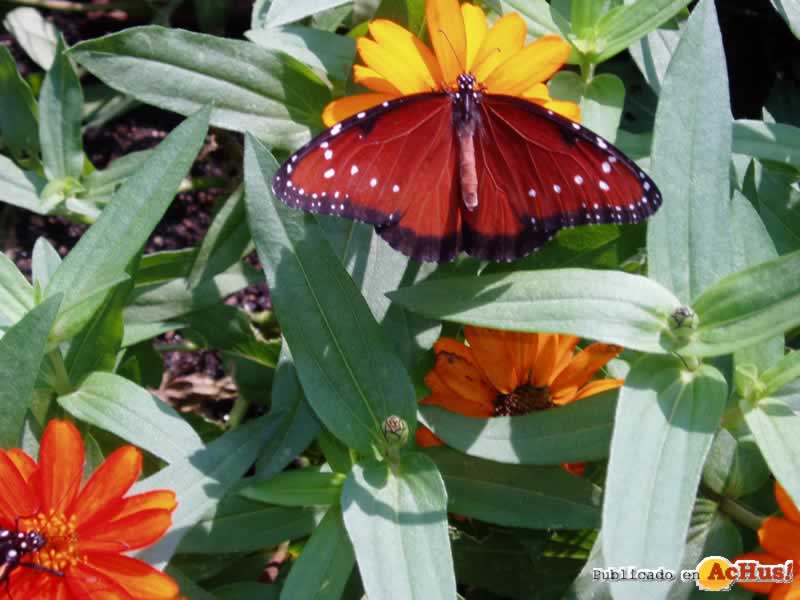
<box><xmin>382</xmin><ymin>415</ymin><xmax>409</xmax><ymax>448</ymax></box>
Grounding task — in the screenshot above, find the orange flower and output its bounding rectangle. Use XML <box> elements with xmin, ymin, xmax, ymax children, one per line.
<box><xmin>0</xmin><ymin>420</ymin><xmax>180</xmax><ymax>599</ymax></box>
<box><xmin>323</xmin><ymin>0</ymin><xmax>579</xmax><ymax>126</ymax></box>
<box><xmin>416</xmin><ymin>326</ymin><xmax>624</xmax><ymax>473</ymax></box>
<box><xmin>735</xmin><ymin>482</ymin><xmax>800</xmax><ymax>599</ymax></box>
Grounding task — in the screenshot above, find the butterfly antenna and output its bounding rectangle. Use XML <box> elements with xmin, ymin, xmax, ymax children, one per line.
<box><xmin>437</xmin><ymin>28</ymin><xmax>466</xmax><ymax>74</ymax></box>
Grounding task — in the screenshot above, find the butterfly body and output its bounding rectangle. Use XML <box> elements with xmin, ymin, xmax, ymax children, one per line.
<box><xmin>272</xmin><ymin>73</ymin><xmax>661</xmax><ymax>262</ymax></box>
<box><xmin>0</xmin><ymin>527</ymin><xmax>47</xmax><ymax>588</ymax></box>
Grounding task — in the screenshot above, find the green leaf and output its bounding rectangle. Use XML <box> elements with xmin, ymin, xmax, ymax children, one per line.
<box><xmin>58</xmin><ymin>372</ymin><xmax>203</xmax><ymax>464</ymax></box>
<box><xmin>647</xmin><ymin>0</ymin><xmax>734</xmax><ymax>304</ymax></box>
<box><xmin>419</xmin><ymin>389</ymin><xmax>618</xmax><ymax>465</ymax></box>
<box><xmin>702</xmin><ymin>428</ymin><xmax>770</xmax><ymax>499</ymax></box>
<box><xmin>280</xmin><ymin>508</ymin><xmax>355</xmax><ymax>600</ymax></box>
<box><xmin>742</xmin><ymin>395</ymin><xmax>800</xmax><ymax>508</ymax></box>
<box><xmin>602</xmin><ymin>356</ymin><xmax>726</xmax><ymax>600</ymax></box>
<box><xmin>0</xmin><ymin>251</ymin><xmax>34</xmax><ymax>325</ymax></box>
<box><xmin>45</xmin><ymin>107</ymin><xmax>210</xmax><ymax>340</ymax></box>
<box><xmin>428</xmin><ymin>447</ymin><xmax>601</xmax><ymax>529</ymax></box>
<box><xmin>82</xmin><ymin>150</ymin><xmax>152</xmax><ymax>206</ymax></box>
<box><xmin>0</xmin><ymin>154</ymin><xmax>47</xmax><ymax>214</ymax></box>
<box><xmin>31</xmin><ymin>238</ymin><xmax>62</xmax><ymax>291</ymax></box>
<box><xmin>255</xmin><ymin>343</ymin><xmax>322</xmax><ymax>479</ymax></box>
<box><xmin>389</xmin><ymin>269</ymin><xmax>682</xmax><ymax>354</ymax></box>
<box><xmin>178</xmin><ymin>491</ymin><xmax>319</xmax><ymax>554</ymax></box>
<box><xmin>244</xmin><ymin>135</ymin><xmax>416</xmax><ymax>454</ymax></box>
<box><xmin>0</xmin><ymin>46</ymin><xmax>39</xmax><ymax>162</ymax></box>
<box><xmin>571</xmin><ymin>0</ymin><xmax>604</xmax><ymax>38</ymax></box>
<box><xmin>687</xmin><ymin>249</ymin><xmax>800</xmax><ymax>357</ymax></box>
<box><xmin>39</xmin><ymin>37</ymin><xmax>84</xmax><ymax>181</ymax></box>
<box><xmin>242</xmin><ymin>470</ymin><xmax>345</xmax><ymax>507</ymax></box>
<box><xmin>750</xmin><ymin>163</ymin><xmax>800</xmax><ymax>255</ymax></box>
<box><xmin>733</xmin><ymin>120</ymin><xmax>800</xmax><ymax>171</ymax></box>
<box><xmin>246</xmin><ymin>25</ymin><xmax>356</xmax><ymax>83</ymax></box>
<box><xmin>341</xmin><ymin>454</ymin><xmax>456</xmax><ymax>600</ymax></box>
<box><xmin>69</xmin><ymin>27</ymin><xmax>330</xmax><ymax>149</ymax></box>
<box><xmin>628</xmin><ymin>19</ymin><xmax>683</xmax><ymax>94</ymax></box>
<box><xmin>770</xmin><ymin>0</ymin><xmax>800</xmax><ymax>38</ymax></box>
<box><xmin>580</xmin><ymin>73</ymin><xmax>625</xmax><ymax>142</ymax></box>
<box><xmin>264</xmin><ymin>0</ymin><xmax>351</xmax><ymax>27</ymax></box>
<box><xmin>762</xmin><ymin>351</ymin><xmax>800</xmax><ymax>397</ymax></box>
<box><xmin>134</xmin><ymin>413</ymin><xmax>276</xmax><ymax>566</ymax></box>
<box><xmin>214</xmin><ymin>582</ymin><xmax>280</xmax><ymax>600</ymax></box>
<box><xmin>596</xmin><ymin>0</ymin><xmax>693</xmax><ymax>63</ymax></box>
<box><xmin>2</xmin><ymin>7</ymin><xmax>57</xmax><ymax>70</ymax></box>
<box><xmin>499</xmin><ymin>0</ymin><xmax>563</xmax><ymax>38</ymax></box>
<box><xmin>0</xmin><ymin>295</ymin><xmax>61</xmax><ymax>446</ymax></box>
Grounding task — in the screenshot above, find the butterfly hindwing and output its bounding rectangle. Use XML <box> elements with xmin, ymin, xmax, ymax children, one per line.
<box><xmin>272</xmin><ymin>93</ymin><xmax>463</xmax><ymax>261</ymax></box>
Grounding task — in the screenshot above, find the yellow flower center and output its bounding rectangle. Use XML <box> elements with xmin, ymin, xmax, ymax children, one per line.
<box><xmin>494</xmin><ymin>383</ymin><xmax>553</xmax><ymax>416</ymax></box>
<box><xmin>22</xmin><ymin>511</ymin><xmax>81</xmax><ymax>572</ymax></box>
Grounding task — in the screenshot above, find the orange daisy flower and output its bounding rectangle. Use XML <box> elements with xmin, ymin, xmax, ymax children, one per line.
<box><xmin>322</xmin><ymin>0</ymin><xmax>580</xmax><ymax>127</ymax></box>
<box><xmin>735</xmin><ymin>482</ymin><xmax>800</xmax><ymax>599</ymax></box>
<box><xmin>416</xmin><ymin>327</ymin><xmax>624</xmax><ymax>473</ymax></box>
<box><xmin>0</xmin><ymin>420</ymin><xmax>180</xmax><ymax>599</ymax></box>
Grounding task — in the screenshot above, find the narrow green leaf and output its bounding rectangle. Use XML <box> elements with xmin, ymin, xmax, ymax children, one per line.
<box><xmin>580</xmin><ymin>73</ymin><xmax>625</xmax><ymax>142</ymax></box>
<box><xmin>733</xmin><ymin>120</ymin><xmax>800</xmax><ymax>170</ymax></box>
<box><xmin>0</xmin><ymin>154</ymin><xmax>47</xmax><ymax>214</ymax></box>
<box><xmin>45</xmin><ymin>107</ymin><xmax>210</xmax><ymax>337</ymax></box>
<box><xmin>751</xmin><ymin>163</ymin><xmax>800</xmax><ymax>255</ymax></box>
<box><xmin>742</xmin><ymin>395</ymin><xmax>800</xmax><ymax>508</ymax></box>
<box><xmin>255</xmin><ymin>343</ymin><xmax>321</xmax><ymax>479</ymax></box>
<box><xmin>0</xmin><ymin>46</ymin><xmax>39</xmax><ymax>161</ymax></box>
<box><xmin>389</xmin><ymin>269</ymin><xmax>682</xmax><ymax>354</ymax></box>
<box><xmin>3</xmin><ymin>7</ymin><xmax>57</xmax><ymax>70</ymax></box>
<box><xmin>39</xmin><ymin>37</ymin><xmax>84</xmax><ymax>180</ymax></box>
<box><xmin>69</xmin><ymin>27</ymin><xmax>330</xmax><ymax>149</ymax></box>
<box><xmin>419</xmin><ymin>389</ymin><xmax>618</xmax><ymax>465</ymax></box>
<box><xmin>244</xmin><ymin>135</ymin><xmax>416</xmax><ymax>454</ymax></box>
<box><xmin>0</xmin><ymin>251</ymin><xmax>34</xmax><ymax>325</ymax></box>
<box><xmin>242</xmin><ymin>470</ymin><xmax>345</xmax><ymax>507</ymax></box>
<box><xmin>428</xmin><ymin>447</ymin><xmax>601</xmax><ymax>529</ymax></box>
<box><xmin>134</xmin><ymin>414</ymin><xmax>276</xmax><ymax>566</ymax></box>
<box><xmin>58</xmin><ymin>372</ymin><xmax>203</xmax><ymax>464</ymax></box>
<box><xmin>703</xmin><ymin>428</ymin><xmax>770</xmax><ymax>499</ymax></box>
<box><xmin>31</xmin><ymin>238</ymin><xmax>62</xmax><ymax>291</ymax></box>
<box><xmin>628</xmin><ymin>20</ymin><xmax>683</xmax><ymax>94</ymax></box>
<box><xmin>602</xmin><ymin>356</ymin><xmax>726</xmax><ymax>600</ymax></box>
<box><xmin>647</xmin><ymin>0</ymin><xmax>734</xmax><ymax>304</ymax></box>
<box><xmin>499</xmin><ymin>0</ymin><xmax>564</xmax><ymax>38</ymax></box>
<box><xmin>82</xmin><ymin>150</ymin><xmax>152</xmax><ymax>205</ymax></box>
<box><xmin>214</xmin><ymin>582</ymin><xmax>280</xmax><ymax>600</ymax></box>
<box><xmin>688</xmin><ymin>249</ymin><xmax>800</xmax><ymax>357</ymax></box>
<box><xmin>596</xmin><ymin>0</ymin><xmax>692</xmax><ymax>63</ymax></box>
<box><xmin>341</xmin><ymin>454</ymin><xmax>456</xmax><ymax>600</ymax></box>
<box><xmin>264</xmin><ymin>0</ymin><xmax>351</xmax><ymax>27</ymax></box>
<box><xmin>0</xmin><ymin>295</ymin><xmax>61</xmax><ymax>446</ymax></box>
<box><xmin>280</xmin><ymin>508</ymin><xmax>355</xmax><ymax>600</ymax></box>
<box><xmin>762</xmin><ymin>352</ymin><xmax>800</xmax><ymax>397</ymax></box>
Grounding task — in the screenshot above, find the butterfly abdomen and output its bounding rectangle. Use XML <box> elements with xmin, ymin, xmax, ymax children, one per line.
<box><xmin>453</xmin><ymin>73</ymin><xmax>483</xmax><ymax>211</ymax></box>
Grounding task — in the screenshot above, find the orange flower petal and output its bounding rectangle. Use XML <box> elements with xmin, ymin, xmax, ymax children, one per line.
<box><xmin>432</xmin><ymin>337</ymin><xmax>476</xmax><ymax>365</ymax></box>
<box><xmin>72</xmin><ymin>446</ymin><xmax>142</xmax><ymax>528</ymax></box>
<box><xmin>109</xmin><ymin>490</ymin><xmax>177</xmax><ymax>522</ymax></box>
<box><xmin>79</xmin><ymin>509</ymin><xmax>173</xmax><ymax>553</ymax></box>
<box><xmin>775</xmin><ymin>483</ymin><xmax>800</xmax><ymax>524</ymax></box>
<box><xmin>484</xmin><ymin>35</ymin><xmax>571</xmax><ymax>96</ymax></box>
<box><xmin>521</xmin><ymin>82</ymin><xmax>550</xmax><ymax>102</ymax></box>
<box><xmin>549</xmin><ymin>335</ymin><xmax>582</xmax><ymax>383</ymax></box>
<box><xmin>415</xmin><ymin>426</ymin><xmax>444</xmax><ymax>448</ymax></box>
<box><xmin>544</xmin><ymin>99</ymin><xmax>582</xmax><ymax>122</ymax></box>
<box><xmin>0</xmin><ymin>450</ymin><xmax>37</xmax><ymax>524</ymax></box>
<box><xmin>530</xmin><ymin>333</ymin><xmax>560</xmax><ymax>387</ymax></box>
<box><xmin>562</xmin><ymin>462</ymin><xmax>585</xmax><ymax>476</ymax></box>
<box><xmin>426</xmin><ymin>0</ymin><xmax>466</xmax><ymax>85</ymax></box>
<box><xmin>84</xmin><ymin>554</ymin><xmax>180</xmax><ymax>599</ymax></box>
<box><xmin>771</xmin><ymin>578</ymin><xmax>800</xmax><ymax>600</ymax></box>
<box><xmin>38</xmin><ymin>420</ymin><xmax>84</xmax><ymax>515</ymax></box>
<box><xmin>353</xmin><ymin>64</ymin><xmax>402</xmax><ymax>95</ymax></box>
<box><xmin>357</xmin><ymin>36</ymin><xmax>432</xmax><ymax>95</ymax></box>
<box><xmin>7</xmin><ymin>449</ymin><xmax>37</xmax><ymax>484</ymax></box>
<box><xmin>464</xmin><ymin>326</ymin><xmax>532</xmax><ymax>393</ymax></box>
<box><xmin>368</xmin><ymin>20</ymin><xmax>442</xmax><ymax>91</ymax></box>
<box><xmin>424</xmin><ymin>350</ymin><xmax>496</xmax><ymax>415</ymax></box>
<box><xmin>759</xmin><ymin>517</ymin><xmax>800</xmax><ymax>561</ymax></box>
<box><xmin>461</xmin><ymin>3</ymin><xmax>487</xmax><ymax>72</ymax></box>
<box><xmin>322</xmin><ymin>93</ymin><xmax>396</xmax><ymax>127</ymax></box>
<box><xmin>572</xmin><ymin>378</ymin><xmax>625</xmax><ymax>402</ymax></box>
<box><xmin>735</xmin><ymin>552</ymin><xmax>784</xmax><ymax>594</ymax></box>
<box><xmin>66</xmin><ymin>561</ymin><xmax>137</xmax><ymax>599</ymax></box>
<box><xmin>550</xmin><ymin>342</ymin><xmax>623</xmax><ymax>395</ymax></box>
<box><xmin>7</xmin><ymin>568</ymin><xmax>63</xmax><ymax>598</ymax></box>
<box><xmin>473</xmin><ymin>13</ymin><xmax>527</xmax><ymax>83</ymax></box>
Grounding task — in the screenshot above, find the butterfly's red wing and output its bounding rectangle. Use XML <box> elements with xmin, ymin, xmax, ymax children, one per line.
<box><xmin>463</xmin><ymin>94</ymin><xmax>661</xmax><ymax>261</ymax></box>
<box><xmin>272</xmin><ymin>94</ymin><xmax>463</xmax><ymax>262</ymax></box>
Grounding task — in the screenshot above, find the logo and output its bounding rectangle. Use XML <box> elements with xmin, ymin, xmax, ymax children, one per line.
<box><xmin>694</xmin><ymin>556</ymin><xmax>794</xmax><ymax>592</ymax></box>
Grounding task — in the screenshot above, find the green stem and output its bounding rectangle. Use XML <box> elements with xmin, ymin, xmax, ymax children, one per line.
<box><xmin>580</xmin><ymin>59</ymin><xmax>595</xmax><ymax>84</ymax></box>
<box><xmin>178</xmin><ymin>177</ymin><xmax>230</xmax><ymax>194</ymax></box>
<box><xmin>153</xmin><ymin>341</ymin><xmax>200</xmax><ymax>353</ymax></box>
<box><xmin>226</xmin><ymin>394</ymin><xmax>250</xmax><ymax>429</ymax></box>
<box><xmin>718</xmin><ymin>496</ymin><xmax>765</xmax><ymax>532</ymax></box>
<box><xmin>47</xmin><ymin>350</ymin><xmax>73</xmax><ymax>397</ymax></box>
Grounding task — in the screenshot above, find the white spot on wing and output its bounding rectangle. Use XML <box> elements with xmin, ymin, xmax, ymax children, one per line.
<box><xmin>597</xmin><ymin>138</ymin><xmax>608</xmax><ymax>150</ymax></box>
<box><xmin>324</xmin><ymin>168</ymin><xmax>335</xmax><ymax>179</ymax></box>
<box><xmin>392</xmin><ymin>184</ymin><xmax>400</xmax><ymax>193</ymax></box>
<box><xmin>574</xmin><ymin>175</ymin><xmax>584</xmax><ymax>185</ymax></box>
<box><xmin>370</xmin><ymin>178</ymin><xmax>378</xmax><ymax>188</ymax></box>
<box><xmin>350</xmin><ymin>165</ymin><xmax>359</xmax><ymax>175</ymax></box>
<box><xmin>331</xmin><ymin>124</ymin><xmax>342</xmax><ymax>136</ymax></box>
<box><xmin>324</xmin><ymin>149</ymin><xmax>333</xmax><ymax>160</ymax></box>
<box><xmin>602</xmin><ymin>161</ymin><xmax>611</xmax><ymax>174</ymax></box>
<box><xmin>553</xmin><ymin>184</ymin><xmax>561</xmax><ymax>193</ymax></box>
<box><xmin>357</xmin><ymin>112</ymin><xmax>366</xmax><ymax>118</ymax></box>
<box><xmin>599</xmin><ymin>180</ymin><xmax>610</xmax><ymax>192</ymax></box>
<box><xmin>528</xmin><ymin>188</ymin><xmax>536</xmax><ymax>198</ymax></box>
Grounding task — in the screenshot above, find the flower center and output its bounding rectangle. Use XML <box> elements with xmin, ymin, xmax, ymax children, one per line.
<box><xmin>21</xmin><ymin>511</ymin><xmax>81</xmax><ymax>572</ymax></box>
<box><xmin>494</xmin><ymin>383</ymin><xmax>553</xmax><ymax>416</ymax></box>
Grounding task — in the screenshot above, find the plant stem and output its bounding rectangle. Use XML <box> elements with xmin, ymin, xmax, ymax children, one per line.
<box><xmin>47</xmin><ymin>350</ymin><xmax>73</xmax><ymax>397</ymax></box>
<box><xmin>178</xmin><ymin>176</ymin><xmax>229</xmax><ymax>193</ymax></box>
<box><xmin>226</xmin><ymin>394</ymin><xmax>250</xmax><ymax>429</ymax></box>
<box><xmin>719</xmin><ymin>496</ymin><xmax>765</xmax><ymax>532</ymax></box>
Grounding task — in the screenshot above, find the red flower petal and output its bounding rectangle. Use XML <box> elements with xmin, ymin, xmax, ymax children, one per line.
<box><xmin>72</xmin><ymin>446</ymin><xmax>142</xmax><ymax>528</ymax></box>
<box><xmin>107</xmin><ymin>491</ymin><xmax>177</xmax><ymax>522</ymax></box>
<box><xmin>66</xmin><ymin>562</ymin><xmax>135</xmax><ymax>599</ymax></box>
<box><xmin>0</xmin><ymin>450</ymin><xmax>37</xmax><ymax>526</ymax></box>
<box><xmin>83</xmin><ymin>554</ymin><xmax>179</xmax><ymax>599</ymax></box>
<box><xmin>78</xmin><ymin>509</ymin><xmax>173</xmax><ymax>553</ymax></box>
<box><xmin>39</xmin><ymin>420</ymin><xmax>84</xmax><ymax>515</ymax></box>
<box><xmin>7</xmin><ymin>449</ymin><xmax>37</xmax><ymax>484</ymax></box>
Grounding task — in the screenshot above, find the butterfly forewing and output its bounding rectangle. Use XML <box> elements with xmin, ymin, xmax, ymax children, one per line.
<box><xmin>272</xmin><ymin>94</ymin><xmax>464</xmax><ymax>261</ymax></box>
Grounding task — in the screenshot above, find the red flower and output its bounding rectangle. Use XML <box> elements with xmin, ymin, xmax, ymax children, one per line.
<box><xmin>0</xmin><ymin>420</ymin><xmax>180</xmax><ymax>599</ymax></box>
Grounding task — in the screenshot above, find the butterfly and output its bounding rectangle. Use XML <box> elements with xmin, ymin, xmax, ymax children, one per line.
<box><xmin>271</xmin><ymin>73</ymin><xmax>661</xmax><ymax>262</ymax></box>
<box><xmin>0</xmin><ymin>522</ymin><xmax>61</xmax><ymax>596</ymax></box>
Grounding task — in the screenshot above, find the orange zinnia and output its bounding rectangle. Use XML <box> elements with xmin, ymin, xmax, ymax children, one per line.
<box><xmin>735</xmin><ymin>482</ymin><xmax>800</xmax><ymax>599</ymax></box>
<box><xmin>323</xmin><ymin>0</ymin><xmax>580</xmax><ymax>127</ymax></box>
<box><xmin>416</xmin><ymin>326</ymin><xmax>624</xmax><ymax>473</ymax></box>
<box><xmin>0</xmin><ymin>420</ymin><xmax>180</xmax><ymax>599</ymax></box>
